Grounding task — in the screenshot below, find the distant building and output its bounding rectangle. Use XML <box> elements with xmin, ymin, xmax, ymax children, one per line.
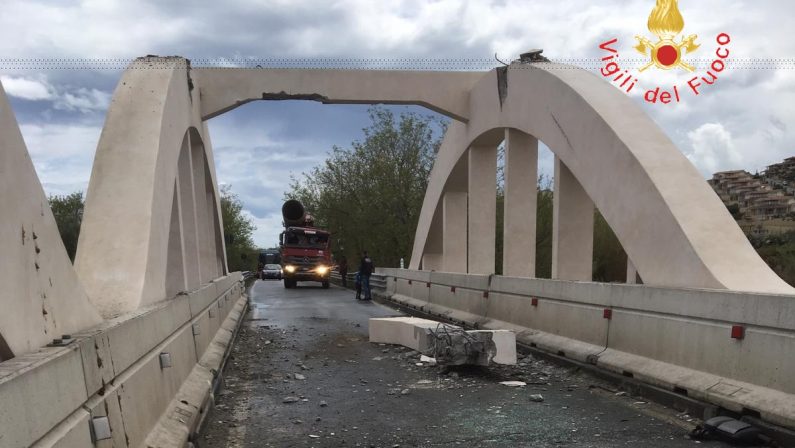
<box><xmin>709</xmin><ymin>159</ymin><xmax>795</xmax><ymax>236</ymax></box>
<box><xmin>764</xmin><ymin>156</ymin><xmax>795</xmax><ymax>195</ymax></box>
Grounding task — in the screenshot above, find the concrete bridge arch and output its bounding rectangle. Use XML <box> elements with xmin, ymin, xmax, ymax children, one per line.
<box><xmin>409</xmin><ymin>64</ymin><xmax>794</xmax><ymax>294</ymax></box>
<box><xmin>2</xmin><ymin>56</ymin><xmax>795</xmax><ymax>447</ymax></box>
<box><xmin>3</xmin><ymin>56</ymin><xmax>792</xmax><ymax>355</ymax></box>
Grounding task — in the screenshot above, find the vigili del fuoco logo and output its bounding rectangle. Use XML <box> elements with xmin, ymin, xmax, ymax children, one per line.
<box><xmin>598</xmin><ymin>0</ymin><xmax>731</xmax><ymax>104</ymax></box>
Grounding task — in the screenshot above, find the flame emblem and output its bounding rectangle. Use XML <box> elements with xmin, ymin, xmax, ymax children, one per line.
<box><xmin>635</xmin><ymin>0</ymin><xmax>699</xmax><ymax>72</ymax></box>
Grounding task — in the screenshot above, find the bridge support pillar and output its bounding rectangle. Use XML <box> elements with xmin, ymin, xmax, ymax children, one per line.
<box><xmin>468</xmin><ymin>145</ymin><xmax>498</xmax><ymax>274</ymax></box>
<box><xmin>502</xmin><ymin>129</ymin><xmax>538</xmax><ymax>278</ymax></box>
<box><xmin>443</xmin><ymin>192</ymin><xmax>468</xmax><ymax>272</ymax></box>
<box><xmin>552</xmin><ymin>156</ymin><xmax>594</xmax><ymax>281</ymax></box>
<box><xmin>422</xmin><ymin>253</ymin><xmax>443</xmax><ymax>271</ymax></box>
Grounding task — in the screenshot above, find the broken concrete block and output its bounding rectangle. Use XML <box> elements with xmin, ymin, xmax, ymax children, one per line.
<box><xmin>368</xmin><ymin>317</ymin><xmax>449</xmax><ymax>352</ymax></box>
<box><xmin>420</xmin><ymin>355</ymin><xmax>437</xmax><ymax>365</ymax></box>
<box><xmin>369</xmin><ymin>317</ymin><xmax>517</xmax><ymax>366</ymax></box>
<box><xmin>499</xmin><ymin>381</ymin><xmax>526</xmax><ymax>387</ymax></box>
<box><xmin>468</xmin><ymin>330</ymin><xmax>517</xmax><ymax>365</ymax></box>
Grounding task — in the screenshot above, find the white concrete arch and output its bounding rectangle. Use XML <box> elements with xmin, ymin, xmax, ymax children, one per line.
<box><xmin>0</xmin><ymin>81</ymin><xmax>102</xmax><ymax>358</ymax></box>
<box><xmin>76</xmin><ymin>58</ymin><xmax>227</xmax><ymax>318</ymax></box>
<box><xmin>410</xmin><ymin>63</ymin><xmax>794</xmax><ymax>294</ymax></box>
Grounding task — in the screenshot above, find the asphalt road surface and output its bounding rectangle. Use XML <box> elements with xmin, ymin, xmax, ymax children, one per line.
<box><xmin>200</xmin><ymin>280</ymin><xmax>729</xmax><ymax>447</ymax></box>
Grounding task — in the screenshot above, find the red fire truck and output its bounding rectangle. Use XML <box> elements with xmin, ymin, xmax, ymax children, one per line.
<box><xmin>279</xmin><ymin>200</ymin><xmax>332</xmax><ymax>289</ymax></box>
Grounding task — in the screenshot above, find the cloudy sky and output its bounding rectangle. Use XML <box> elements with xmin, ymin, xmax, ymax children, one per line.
<box><xmin>1</xmin><ymin>0</ymin><xmax>793</xmax><ymax>247</ymax></box>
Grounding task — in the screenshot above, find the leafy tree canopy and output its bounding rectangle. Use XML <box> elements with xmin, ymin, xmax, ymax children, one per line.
<box><xmin>287</xmin><ymin>107</ymin><xmax>446</xmax><ymax>268</ymax></box>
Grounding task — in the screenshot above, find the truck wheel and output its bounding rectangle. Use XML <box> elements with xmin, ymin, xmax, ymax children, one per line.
<box><xmin>284</xmin><ymin>279</ymin><xmax>292</xmax><ymax>289</ymax></box>
<box><xmin>322</xmin><ymin>281</ymin><xmax>330</xmax><ymax>289</ymax></box>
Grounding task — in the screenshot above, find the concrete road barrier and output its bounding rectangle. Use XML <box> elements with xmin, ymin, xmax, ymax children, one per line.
<box><xmin>0</xmin><ymin>273</ymin><xmax>247</xmax><ymax>448</ymax></box>
<box><xmin>377</xmin><ymin>268</ymin><xmax>795</xmax><ymax>430</ymax></box>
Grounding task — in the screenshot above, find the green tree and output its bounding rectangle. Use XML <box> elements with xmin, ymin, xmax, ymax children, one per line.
<box><xmin>535</xmin><ymin>176</ymin><xmax>555</xmax><ymax>278</ymax></box>
<box><xmin>48</xmin><ymin>192</ymin><xmax>84</xmax><ymax>262</ymax></box>
<box><xmin>592</xmin><ymin>211</ymin><xmax>628</xmax><ymax>282</ymax></box>
<box><xmin>220</xmin><ymin>185</ymin><xmax>258</xmax><ymax>272</ymax></box>
<box><xmin>287</xmin><ymin>107</ymin><xmax>445</xmax><ymax>267</ymax></box>
<box><xmin>749</xmin><ymin>232</ymin><xmax>795</xmax><ymax>287</ymax></box>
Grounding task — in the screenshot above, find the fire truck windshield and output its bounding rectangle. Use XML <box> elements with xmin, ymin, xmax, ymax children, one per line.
<box><xmin>283</xmin><ymin>229</ymin><xmax>329</xmax><ymax>248</ymax></box>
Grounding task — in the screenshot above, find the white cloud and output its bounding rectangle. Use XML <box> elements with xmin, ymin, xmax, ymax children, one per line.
<box><xmin>242</xmin><ymin>210</ymin><xmax>284</xmax><ymax>248</ymax></box>
<box><xmin>1</xmin><ymin>74</ymin><xmax>111</xmax><ymax>113</ymax></box>
<box><xmin>19</xmin><ymin>123</ymin><xmax>101</xmax><ymax>159</ymax></box>
<box><xmin>686</xmin><ymin>123</ymin><xmax>742</xmax><ymax>175</ymax></box>
<box><xmin>54</xmin><ymin>88</ymin><xmax>111</xmax><ymax>113</ymax></box>
<box><xmin>18</xmin><ymin>123</ymin><xmax>102</xmax><ymax>196</ymax></box>
<box><xmin>0</xmin><ymin>75</ymin><xmax>54</xmax><ymax>100</ymax></box>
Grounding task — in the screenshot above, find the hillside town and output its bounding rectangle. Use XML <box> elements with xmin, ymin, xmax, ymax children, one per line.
<box><xmin>709</xmin><ymin>157</ymin><xmax>795</xmax><ymax>236</ymax></box>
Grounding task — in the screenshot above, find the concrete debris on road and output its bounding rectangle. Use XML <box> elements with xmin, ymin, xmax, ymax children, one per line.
<box><xmin>419</xmin><ymin>355</ymin><xmax>437</xmax><ymax>365</ymax></box>
<box><xmin>201</xmin><ymin>282</ymin><xmax>725</xmax><ymax>448</ymax></box>
<box><xmin>294</xmin><ymin>373</ymin><xmax>306</xmax><ymax>380</ymax></box>
<box><xmin>368</xmin><ymin>317</ymin><xmax>517</xmax><ymax>366</ymax></box>
<box><xmin>499</xmin><ymin>381</ymin><xmax>527</xmax><ymax>387</ymax></box>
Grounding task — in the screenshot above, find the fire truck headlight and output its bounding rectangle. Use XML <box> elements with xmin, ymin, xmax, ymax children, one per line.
<box><xmin>284</xmin><ymin>265</ymin><xmax>296</xmax><ymax>273</ymax></box>
<box><xmin>316</xmin><ymin>265</ymin><xmax>329</xmax><ymax>275</ymax></box>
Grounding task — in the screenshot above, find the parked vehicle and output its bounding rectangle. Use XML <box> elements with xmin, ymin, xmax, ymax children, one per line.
<box><xmin>279</xmin><ymin>200</ymin><xmax>332</xmax><ymax>289</ymax></box>
<box><xmin>258</xmin><ymin>248</ymin><xmax>281</xmax><ymax>266</ymax></box>
<box><xmin>260</xmin><ymin>264</ymin><xmax>282</xmax><ymax>280</ymax></box>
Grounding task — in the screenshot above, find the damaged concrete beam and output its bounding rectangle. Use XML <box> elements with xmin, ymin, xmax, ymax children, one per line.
<box><xmin>368</xmin><ymin>317</ymin><xmax>516</xmax><ymax>366</ymax></box>
<box><xmin>469</xmin><ymin>330</ymin><xmax>517</xmax><ymax>365</ymax></box>
<box><xmin>368</xmin><ymin>317</ymin><xmax>441</xmax><ymax>353</ymax></box>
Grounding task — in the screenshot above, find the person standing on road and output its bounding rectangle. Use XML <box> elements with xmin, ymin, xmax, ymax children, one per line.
<box><xmin>359</xmin><ymin>251</ymin><xmax>375</xmax><ymax>300</ymax></box>
<box><xmin>339</xmin><ymin>256</ymin><xmax>348</xmax><ymax>287</ymax></box>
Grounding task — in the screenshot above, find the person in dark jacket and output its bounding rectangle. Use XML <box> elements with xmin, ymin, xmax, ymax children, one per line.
<box><xmin>338</xmin><ymin>256</ymin><xmax>348</xmax><ymax>287</ymax></box>
<box><xmin>359</xmin><ymin>251</ymin><xmax>375</xmax><ymax>300</ymax></box>
<box><xmin>354</xmin><ymin>271</ymin><xmax>362</xmax><ymax>300</ymax></box>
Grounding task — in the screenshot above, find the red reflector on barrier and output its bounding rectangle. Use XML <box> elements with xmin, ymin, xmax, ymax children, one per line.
<box><xmin>731</xmin><ymin>325</ymin><xmax>745</xmax><ymax>340</ymax></box>
<box><xmin>531</xmin><ymin>297</ymin><xmax>538</xmax><ymax>306</ymax></box>
<box><xmin>408</xmin><ymin>280</ymin><xmax>412</xmax><ymax>285</ymax></box>
<box><xmin>483</xmin><ymin>291</ymin><xmax>489</xmax><ymax>299</ymax></box>
<box><xmin>451</xmin><ymin>286</ymin><xmax>456</xmax><ymax>293</ymax></box>
<box><xmin>426</xmin><ymin>282</ymin><xmax>431</xmax><ymax>288</ymax></box>
<box><xmin>603</xmin><ymin>309</ymin><xmax>612</xmax><ymax>319</ymax></box>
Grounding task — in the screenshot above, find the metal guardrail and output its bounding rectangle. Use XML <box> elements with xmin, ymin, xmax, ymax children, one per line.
<box><xmin>370</xmin><ymin>274</ymin><xmax>386</xmax><ymax>293</ymax></box>
<box><xmin>241</xmin><ymin>271</ymin><xmax>258</xmax><ymax>285</ymax></box>
<box><xmin>330</xmin><ymin>272</ymin><xmax>387</xmax><ymax>294</ymax></box>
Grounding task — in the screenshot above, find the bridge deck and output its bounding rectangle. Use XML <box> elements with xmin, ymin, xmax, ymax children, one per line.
<box><xmin>200</xmin><ymin>280</ymin><xmax>727</xmax><ymax>447</ymax></box>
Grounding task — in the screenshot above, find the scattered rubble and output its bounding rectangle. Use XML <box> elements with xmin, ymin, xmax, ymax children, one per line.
<box><xmin>499</xmin><ymin>381</ymin><xmax>527</xmax><ymax>387</ymax></box>
<box><xmin>204</xmin><ymin>298</ymin><xmax>701</xmax><ymax>447</ymax></box>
